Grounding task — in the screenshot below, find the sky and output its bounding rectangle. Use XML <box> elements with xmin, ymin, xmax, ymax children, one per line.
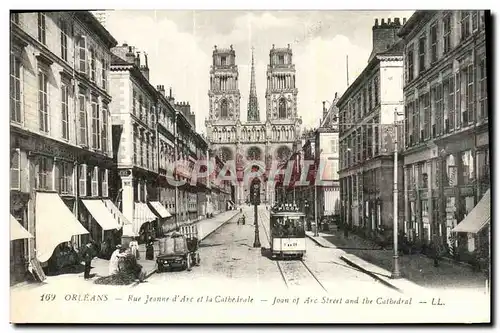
<box><xmin>103</xmin><ymin>10</ymin><xmax>414</xmax><ymax>134</ymax></box>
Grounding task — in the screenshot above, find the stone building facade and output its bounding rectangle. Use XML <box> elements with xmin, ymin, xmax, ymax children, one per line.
<box><xmin>337</xmin><ymin>17</ymin><xmax>406</xmax><ymax>237</ymax></box>
<box><xmin>205</xmin><ymin>45</ymin><xmax>302</xmax><ymax>206</ymax></box>
<box><xmin>398</xmin><ymin>11</ymin><xmax>489</xmax><ymax>250</ymax></box>
<box><xmin>10</xmin><ymin>11</ymin><xmax>118</xmax><ymax>282</ymax></box>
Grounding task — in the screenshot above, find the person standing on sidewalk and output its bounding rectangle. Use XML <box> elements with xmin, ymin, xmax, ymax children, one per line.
<box><xmin>82</xmin><ymin>243</ymin><xmax>93</xmax><ymax>280</ymax></box>
<box><xmin>146</xmin><ymin>237</ymin><xmax>154</xmax><ymax>260</ymax></box>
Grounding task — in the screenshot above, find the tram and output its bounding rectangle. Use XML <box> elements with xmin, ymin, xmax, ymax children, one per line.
<box><xmin>269</xmin><ymin>203</ymin><xmax>306</xmax><ymax>259</ymax></box>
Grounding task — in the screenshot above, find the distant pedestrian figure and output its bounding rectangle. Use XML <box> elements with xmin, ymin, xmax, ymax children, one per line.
<box><xmin>83</xmin><ymin>243</ymin><xmax>93</xmax><ymax>279</ymax></box>
<box><xmin>146</xmin><ymin>238</ymin><xmax>154</xmax><ymax>260</ymax></box>
<box><xmin>129</xmin><ymin>238</ymin><xmax>140</xmax><ymax>260</ymax></box>
<box><xmin>343</xmin><ymin>223</ymin><xmax>349</xmax><ymax>238</ymax></box>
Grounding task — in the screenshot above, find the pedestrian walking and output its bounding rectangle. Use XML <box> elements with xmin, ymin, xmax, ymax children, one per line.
<box><xmin>83</xmin><ymin>243</ymin><xmax>93</xmax><ymax>280</ymax></box>
<box><xmin>146</xmin><ymin>237</ymin><xmax>154</xmax><ymax>260</ymax></box>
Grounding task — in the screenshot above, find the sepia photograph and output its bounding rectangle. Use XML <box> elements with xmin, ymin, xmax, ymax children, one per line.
<box><xmin>8</xmin><ymin>7</ymin><xmax>491</xmax><ymax>324</ymax></box>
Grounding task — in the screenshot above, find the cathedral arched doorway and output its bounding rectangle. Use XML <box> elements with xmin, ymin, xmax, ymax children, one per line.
<box><xmin>278</xmin><ymin>98</ymin><xmax>287</xmax><ymax>119</ymax></box>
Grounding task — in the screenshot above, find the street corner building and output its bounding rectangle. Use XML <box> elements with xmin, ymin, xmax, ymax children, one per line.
<box><xmin>9</xmin><ymin>11</ymin><xmax>122</xmax><ymax>283</ymax></box>
<box><xmin>398</xmin><ymin>11</ymin><xmax>489</xmax><ymax>255</ymax></box>
<box><xmin>205</xmin><ymin>44</ymin><xmax>303</xmax><ymax>206</ymax></box>
<box><xmin>337</xmin><ymin>17</ymin><xmax>406</xmax><ymax>241</ymax></box>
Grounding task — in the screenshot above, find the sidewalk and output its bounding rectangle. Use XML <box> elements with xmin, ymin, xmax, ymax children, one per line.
<box><xmin>306</xmin><ymin>229</ymin><xmax>487</xmax><ymax>293</ymax></box>
<box><xmin>11</xmin><ymin>210</ymin><xmax>240</xmax><ymax>290</ymax></box>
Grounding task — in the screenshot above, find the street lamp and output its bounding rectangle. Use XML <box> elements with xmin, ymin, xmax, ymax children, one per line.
<box><xmin>391</xmin><ymin>109</ymin><xmax>404</xmax><ymax>279</ymax></box>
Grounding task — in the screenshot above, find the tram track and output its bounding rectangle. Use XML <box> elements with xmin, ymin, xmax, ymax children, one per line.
<box><xmin>257</xmin><ymin>208</ymin><xmax>327</xmax><ymax>293</ymax></box>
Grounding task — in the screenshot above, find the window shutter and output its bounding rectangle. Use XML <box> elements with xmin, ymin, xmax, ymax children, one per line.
<box><xmin>54</xmin><ymin>162</ymin><xmax>60</xmax><ymax>193</ymax></box>
<box><xmin>10</xmin><ymin>149</ymin><xmax>21</xmax><ymax>190</ymax></box>
<box><xmin>91</xmin><ymin>166</ymin><xmax>99</xmax><ymax>197</ymax></box>
<box><xmin>102</xmin><ymin>169</ymin><xmax>108</xmax><ymax>198</ymax></box>
<box><xmin>79</xmin><ymin>36</ymin><xmax>87</xmax><ymax>74</ymax></box>
<box><xmin>79</xmin><ymin>164</ymin><xmax>87</xmax><ymax>196</ymax></box>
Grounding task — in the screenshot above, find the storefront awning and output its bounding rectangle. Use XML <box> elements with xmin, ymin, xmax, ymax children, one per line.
<box><xmin>149</xmin><ymin>201</ymin><xmax>172</xmax><ymax>218</ymax></box>
<box><xmin>452</xmin><ymin>189</ymin><xmax>490</xmax><ymax>234</ymax></box>
<box><xmin>103</xmin><ymin>199</ymin><xmax>132</xmax><ymax>227</ymax></box>
<box><xmin>134</xmin><ymin>202</ymin><xmax>157</xmax><ymax>232</ymax></box>
<box><xmin>10</xmin><ymin>214</ymin><xmax>33</xmax><ymax>241</ymax></box>
<box><xmin>35</xmin><ymin>192</ymin><xmax>89</xmax><ymax>263</ymax></box>
<box><xmin>82</xmin><ymin>199</ymin><xmax>121</xmax><ymax>231</ymax></box>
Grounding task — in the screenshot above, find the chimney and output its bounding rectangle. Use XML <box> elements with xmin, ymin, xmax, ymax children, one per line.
<box><xmin>135</xmin><ymin>52</ymin><xmax>140</xmax><ymax>67</ymax></box>
<box><xmin>157</xmin><ymin>85</ymin><xmax>165</xmax><ymax>96</ymax></box>
<box><xmin>322</xmin><ymin>101</ymin><xmax>328</xmax><ymax>119</ymax></box>
<box><xmin>403</xmin><ymin>17</ymin><xmax>407</xmax><ymax>25</ymax></box>
<box><xmin>140</xmin><ymin>52</ymin><xmax>150</xmax><ymax>81</ymax></box>
<box><xmin>125</xmin><ymin>46</ymin><xmax>135</xmax><ymax>64</ymax></box>
<box><xmin>368</xmin><ymin>17</ymin><xmax>403</xmax><ymax>62</ymax></box>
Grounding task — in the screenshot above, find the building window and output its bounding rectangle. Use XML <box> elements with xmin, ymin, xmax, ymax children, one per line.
<box><xmin>59</xmin><ymin>162</ymin><xmax>73</xmax><ymax>195</ymax></box>
<box><xmin>478</xmin><ymin>58</ymin><xmax>488</xmax><ymax>121</ymax></box>
<box><xmin>132</xmin><ymin>90</ymin><xmax>137</xmax><ymax>115</ymax></box>
<box><xmin>139</xmin><ymin>95</ymin><xmax>143</xmax><ymax>119</ymax></box>
<box><xmin>78</xmin><ymin>94</ymin><xmax>88</xmax><ymax>145</ymax></box>
<box><xmin>423</xmin><ymin>93</ymin><xmax>430</xmax><ymax>140</ymax></box>
<box><xmin>60</xmin><ymin>19</ymin><xmax>68</xmax><ymax>61</ymax></box>
<box><xmin>331</xmin><ymin>138</ymin><xmax>337</xmax><ymax>153</ymax></box>
<box><xmin>133</xmin><ymin>130</ymin><xmax>138</xmax><ymax>165</ymax></box>
<box><xmin>363</xmin><ymin>89</ymin><xmax>368</xmax><ymax>115</ymax></box>
<box><xmin>220</xmin><ymin>56</ymin><xmax>226</xmax><ymax>66</ymax></box>
<box><xmin>443</xmin><ymin>13</ymin><xmax>451</xmax><ymax>54</ymax></box>
<box><xmin>101</xmin><ymin>59</ymin><xmax>107</xmax><ymax>90</ymax></box>
<box><xmin>10</xmin><ymin>149</ymin><xmax>21</xmax><ymax>190</ymax></box>
<box><xmin>445</xmin><ymin>76</ymin><xmax>455</xmax><ymax>132</ymax></box>
<box><xmin>61</xmin><ymin>83</ymin><xmax>69</xmax><ymax>140</ymax></box>
<box><xmin>418</xmin><ymin>35</ymin><xmax>426</xmax><ymax>73</ymax></box>
<box><xmin>102</xmin><ymin>103</ymin><xmax>108</xmax><ymax>153</ymax></box>
<box><xmin>407</xmin><ymin>47</ymin><xmax>414</xmax><ymax>82</ymax></box>
<box><xmin>91</xmin><ymin>96</ymin><xmax>100</xmax><ymax>150</ymax></box>
<box><xmin>374</xmin><ymin>76</ymin><xmax>379</xmax><ymax>106</ymax></box>
<box><xmin>37</xmin><ymin>12</ymin><xmax>46</xmax><ymax>44</ymax></box>
<box><xmin>430</xmin><ymin>23</ymin><xmax>438</xmax><ymax>63</ymax></box>
<box><xmin>454</xmin><ymin>71</ymin><xmax>461</xmax><ymax>129</ymax></box>
<box><xmin>220</xmin><ymin>99</ymin><xmax>228</xmax><ymax>118</ymax></box>
<box><xmin>10</xmin><ymin>54</ymin><xmax>22</xmax><ymax>124</ymax></box>
<box><xmin>78</xmin><ymin>37</ymin><xmax>87</xmax><ymax>74</ymax></box>
<box><xmin>472</xmin><ymin>11</ymin><xmax>479</xmax><ymax>31</ymax></box>
<box><xmin>38</xmin><ymin>70</ymin><xmax>49</xmax><ymax>133</ymax></box>
<box><xmin>90</xmin><ymin>49</ymin><xmax>96</xmax><ymax>81</ymax></box>
<box><xmin>91</xmin><ymin>166</ymin><xmax>99</xmax><ymax>197</ymax></box>
<box><xmin>461</xmin><ymin>11</ymin><xmax>471</xmax><ymax>40</ymax></box>
<box><xmin>461</xmin><ymin>150</ymin><xmax>474</xmax><ymax>185</ymax></box>
<box><xmin>279</xmin><ymin>98</ymin><xmax>287</xmax><ymax>118</ymax></box>
<box><xmin>463</xmin><ymin>64</ymin><xmax>474</xmax><ymax>125</ymax></box>
<box><xmin>36</xmin><ymin>156</ymin><xmax>53</xmax><ymax>191</ymax></box>
<box><xmin>101</xmin><ymin>169</ymin><xmax>108</xmax><ymax>198</ymax></box>
<box><xmin>435</xmin><ymin>84</ymin><xmax>443</xmax><ymax>137</ymax></box>
<box><xmin>412</xmin><ymin>100</ymin><xmax>419</xmax><ymax>144</ymax></box>
<box><xmin>11</xmin><ymin>12</ymin><xmax>20</xmax><ymax>24</ymax></box>
<box><xmin>278</xmin><ymin>55</ymin><xmax>285</xmax><ymax>65</ymax></box>
<box><xmin>476</xmin><ymin>149</ymin><xmax>490</xmax><ymax>184</ymax></box>
<box><xmin>79</xmin><ymin>164</ymin><xmax>87</xmax><ymax>196</ymax></box>
<box><xmin>368</xmin><ymin>83</ymin><xmax>372</xmax><ymax>111</ymax></box>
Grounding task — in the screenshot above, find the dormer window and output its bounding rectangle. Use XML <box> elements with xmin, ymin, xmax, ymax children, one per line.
<box><xmin>278</xmin><ymin>55</ymin><xmax>285</xmax><ymax>65</ymax></box>
<box><xmin>221</xmin><ymin>56</ymin><xmax>226</xmax><ymax>66</ymax></box>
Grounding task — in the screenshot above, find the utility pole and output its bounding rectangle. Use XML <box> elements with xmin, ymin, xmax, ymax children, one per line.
<box><xmin>391</xmin><ymin>109</ymin><xmax>403</xmax><ymax>279</ymax></box>
<box><xmin>252</xmin><ymin>178</ymin><xmax>261</xmax><ymax>248</ymax></box>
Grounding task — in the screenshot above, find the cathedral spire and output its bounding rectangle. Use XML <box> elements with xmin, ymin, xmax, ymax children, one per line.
<box><xmin>247</xmin><ymin>46</ymin><xmax>260</xmax><ymax>122</ymax></box>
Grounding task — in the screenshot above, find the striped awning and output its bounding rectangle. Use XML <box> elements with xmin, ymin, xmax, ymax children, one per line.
<box><xmin>103</xmin><ymin>199</ymin><xmax>132</xmax><ymax>227</ymax></box>
<box><xmin>149</xmin><ymin>201</ymin><xmax>172</xmax><ymax>218</ymax></box>
<box><xmin>133</xmin><ymin>202</ymin><xmax>157</xmax><ymax>233</ymax></box>
<box><xmin>452</xmin><ymin>189</ymin><xmax>490</xmax><ymax>234</ymax></box>
<box><xmin>82</xmin><ymin>199</ymin><xmax>121</xmax><ymax>230</ymax></box>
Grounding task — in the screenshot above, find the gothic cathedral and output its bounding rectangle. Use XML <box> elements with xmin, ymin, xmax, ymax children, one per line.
<box><xmin>205</xmin><ymin>44</ymin><xmax>302</xmax><ymax>205</ymax></box>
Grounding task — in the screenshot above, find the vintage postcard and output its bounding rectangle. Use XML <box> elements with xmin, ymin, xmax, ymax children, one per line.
<box><xmin>9</xmin><ymin>9</ymin><xmax>491</xmax><ymax>324</ymax></box>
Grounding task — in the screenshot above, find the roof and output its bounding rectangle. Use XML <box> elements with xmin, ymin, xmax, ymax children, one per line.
<box><xmin>73</xmin><ymin>11</ymin><xmax>117</xmax><ymax>48</ymax></box>
<box><xmin>111</xmin><ymin>53</ymin><xmax>132</xmax><ymax>66</ymax></box>
<box><xmin>397</xmin><ymin>11</ymin><xmax>435</xmax><ymax>38</ymax></box>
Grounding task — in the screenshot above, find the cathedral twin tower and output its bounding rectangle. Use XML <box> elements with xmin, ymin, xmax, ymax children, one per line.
<box><xmin>206</xmin><ymin>44</ymin><xmax>302</xmax><ymax>204</ymax></box>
